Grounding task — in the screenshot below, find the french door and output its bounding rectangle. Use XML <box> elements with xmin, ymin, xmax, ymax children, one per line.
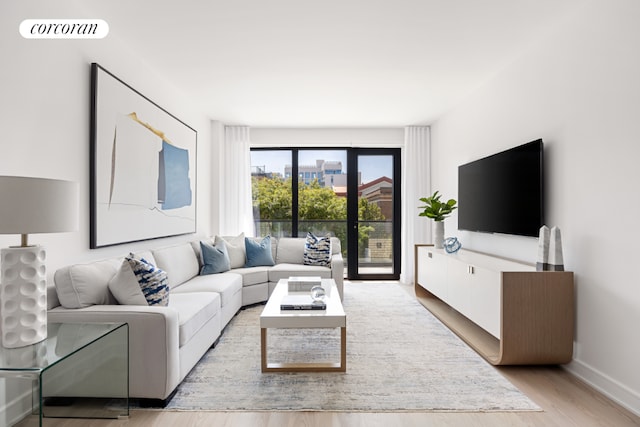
<box><xmin>346</xmin><ymin>148</ymin><xmax>401</xmax><ymax>280</ymax></box>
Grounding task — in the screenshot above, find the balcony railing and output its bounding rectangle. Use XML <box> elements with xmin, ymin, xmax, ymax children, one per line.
<box><xmin>253</xmin><ymin>220</ymin><xmax>393</xmax><ymax>269</ymax></box>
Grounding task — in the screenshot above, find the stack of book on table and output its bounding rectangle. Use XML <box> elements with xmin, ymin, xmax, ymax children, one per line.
<box><xmin>282</xmin><ymin>276</ymin><xmax>326</xmax><ymax>310</ymax></box>
<box><xmin>287</xmin><ymin>276</ymin><xmax>322</xmax><ymax>292</ymax></box>
<box><xmin>280</xmin><ymin>294</ymin><xmax>326</xmax><ymax>310</ymax></box>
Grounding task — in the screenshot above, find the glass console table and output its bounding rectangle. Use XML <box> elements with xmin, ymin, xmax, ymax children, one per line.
<box><xmin>0</xmin><ymin>322</ymin><xmax>128</xmax><ymax>426</ymax></box>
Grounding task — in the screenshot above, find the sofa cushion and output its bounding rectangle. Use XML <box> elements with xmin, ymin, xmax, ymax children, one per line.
<box><xmin>268</xmin><ymin>263</ymin><xmax>332</xmax><ymax>283</ymax></box>
<box><xmin>108</xmin><ymin>256</ymin><xmax>169</xmax><ymax>306</ymax></box>
<box><xmin>152</xmin><ymin>243</ymin><xmax>199</xmax><ymax>289</ymax></box>
<box><xmin>199</xmin><ymin>241</ymin><xmax>231</xmax><ymax>275</ymax></box>
<box><xmin>244</xmin><ymin>236</ymin><xmax>275</xmax><ymax>267</ymax></box>
<box><xmin>168</xmin><ymin>292</ymin><xmax>220</xmax><ymax>347</ymax></box>
<box><xmin>171</xmin><ymin>272</ymin><xmax>242</xmax><ymax>309</ymax></box>
<box><xmin>54</xmin><ymin>259</ymin><xmax>120</xmax><ymax>309</ymax></box>
<box><xmin>231</xmin><ymin>266</ymin><xmax>270</xmax><ymax>286</ymax></box>
<box><xmin>215</xmin><ymin>233</ymin><xmax>246</xmax><ymax>269</ymax></box>
<box><xmin>303</xmin><ymin>232</ymin><xmax>332</xmax><ymax>267</ymax></box>
<box><xmin>275</xmin><ymin>237</ymin><xmax>305</xmax><ymax>264</ymax></box>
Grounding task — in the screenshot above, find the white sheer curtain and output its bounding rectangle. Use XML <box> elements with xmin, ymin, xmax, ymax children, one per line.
<box><xmin>400</xmin><ymin>126</ymin><xmax>431</xmax><ymax>284</ymax></box>
<box><xmin>220</xmin><ymin>126</ymin><xmax>254</xmax><ymax>236</ymax></box>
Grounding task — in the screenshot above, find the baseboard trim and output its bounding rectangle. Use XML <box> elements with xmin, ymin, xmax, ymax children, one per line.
<box><xmin>565</xmin><ymin>358</ymin><xmax>640</xmax><ymax>417</ymax></box>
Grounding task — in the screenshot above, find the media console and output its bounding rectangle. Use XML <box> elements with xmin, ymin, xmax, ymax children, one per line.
<box><xmin>414</xmin><ymin>244</ymin><xmax>574</xmax><ymax>365</ymax></box>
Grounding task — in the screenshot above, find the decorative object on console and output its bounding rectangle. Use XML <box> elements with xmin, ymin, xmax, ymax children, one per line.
<box><xmin>536</xmin><ymin>225</ymin><xmax>564</xmax><ymax>271</ymax></box>
<box><xmin>443</xmin><ymin>237</ymin><xmax>462</xmax><ymax>254</ymax></box>
<box><xmin>548</xmin><ymin>226</ymin><xmax>564</xmax><ymax>271</ymax></box>
<box><xmin>0</xmin><ymin>176</ymin><xmax>78</xmax><ymax>348</ymax></box>
<box><xmin>90</xmin><ymin>63</ymin><xmax>197</xmax><ymax>249</ymax></box>
<box><xmin>536</xmin><ymin>225</ymin><xmax>550</xmax><ymax>271</ymax></box>
<box><xmin>418</xmin><ymin>191</ymin><xmax>457</xmax><ymax>249</ymax></box>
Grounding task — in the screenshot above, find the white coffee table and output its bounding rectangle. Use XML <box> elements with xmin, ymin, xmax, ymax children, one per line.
<box><xmin>260</xmin><ymin>278</ymin><xmax>346</xmax><ymax>373</ymax></box>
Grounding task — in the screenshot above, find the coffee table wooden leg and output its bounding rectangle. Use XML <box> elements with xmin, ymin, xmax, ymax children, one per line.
<box><xmin>262</xmin><ymin>326</ymin><xmax>346</xmax><ymax>373</ymax></box>
<box><xmin>261</xmin><ymin>328</ymin><xmax>267</xmax><ymax>373</ymax></box>
<box><xmin>340</xmin><ymin>326</ymin><xmax>347</xmax><ymax>372</ymax></box>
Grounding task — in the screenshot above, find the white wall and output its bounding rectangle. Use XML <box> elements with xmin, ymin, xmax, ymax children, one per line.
<box><xmin>431</xmin><ymin>0</ymin><xmax>640</xmax><ymax>415</ymax></box>
<box><xmin>251</xmin><ymin>128</ymin><xmax>404</xmax><ymax>148</ymax></box>
<box><xmin>0</xmin><ymin>2</ymin><xmax>212</xmax><ymax>424</ymax></box>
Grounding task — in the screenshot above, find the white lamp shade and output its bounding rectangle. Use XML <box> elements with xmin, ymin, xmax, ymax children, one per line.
<box><xmin>0</xmin><ymin>176</ymin><xmax>79</xmax><ymax>235</ymax></box>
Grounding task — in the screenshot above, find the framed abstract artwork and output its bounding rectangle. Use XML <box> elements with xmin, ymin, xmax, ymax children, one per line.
<box><xmin>90</xmin><ymin>63</ymin><xmax>197</xmax><ymax>248</ymax></box>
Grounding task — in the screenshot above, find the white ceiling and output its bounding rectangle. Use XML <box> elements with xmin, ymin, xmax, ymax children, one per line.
<box><xmin>85</xmin><ymin>0</ymin><xmax>583</xmax><ymax>127</ymax></box>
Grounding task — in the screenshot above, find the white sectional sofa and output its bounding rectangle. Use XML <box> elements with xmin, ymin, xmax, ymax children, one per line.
<box><xmin>47</xmin><ymin>235</ymin><xmax>343</xmax><ymax>405</ymax></box>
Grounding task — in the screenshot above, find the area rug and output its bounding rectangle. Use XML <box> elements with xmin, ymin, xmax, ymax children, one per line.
<box><xmin>165</xmin><ymin>282</ymin><xmax>540</xmax><ymax>412</ymax></box>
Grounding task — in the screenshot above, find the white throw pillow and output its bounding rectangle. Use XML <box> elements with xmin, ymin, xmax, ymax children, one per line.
<box><xmin>108</xmin><ymin>255</ymin><xmax>169</xmax><ymax>306</ymax></box>
<box><xmin>214</xmin><ymin>233</ymin><xmax>246</xmax><ymax>269</ymax></box>
<box><xmin>108</xmin><ymin>259</ymin><xmax>148</xmax><ymax>305</ymax></box>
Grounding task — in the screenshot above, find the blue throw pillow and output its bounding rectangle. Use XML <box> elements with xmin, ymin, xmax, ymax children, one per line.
<box><xmin>200</xmin><ymin>240</ymin><xmax>231</xmax><ymax>275</ymax></box>
<box><xmin>303</xmin><ymin>232</ymin><xmax>332</xmax><ymax>267</ymax></box>
<box><xmin>245</xmin><ymin>236</ymin><xmax>275</xmax><ymax>267</ymax></box>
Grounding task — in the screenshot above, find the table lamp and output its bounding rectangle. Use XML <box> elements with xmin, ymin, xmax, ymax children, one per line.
<box><xmin>0</xmin><ymin>176</ymin><xmax>78</xmax><ymax>348</ymax></box>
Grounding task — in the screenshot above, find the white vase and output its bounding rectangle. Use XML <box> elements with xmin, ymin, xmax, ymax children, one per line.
<box><xmin>434</xmin><ymin>221</ymin><xmax>445</xmax><ymax>249</ymax></box>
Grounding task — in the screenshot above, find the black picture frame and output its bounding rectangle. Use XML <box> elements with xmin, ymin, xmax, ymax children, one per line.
<box><xmin>90</xmin><ymin>63</ymin><xmax>197</xmax><ymax>248</ymax></box>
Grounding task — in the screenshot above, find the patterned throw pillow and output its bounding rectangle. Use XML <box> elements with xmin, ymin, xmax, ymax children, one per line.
<box><xmin>303</xmin><ymin>232</ymin><xmax>332</xmax><ymax>267</ymax></box>
<box><xmin>123</xmin><ymin>255</ymin><xmax>169</xmax><ymax>306</ymax></box>
<box><xmin>108</xmin><ymin>255</ymin><xmax>170</xmax><ymax>306</ymax></box>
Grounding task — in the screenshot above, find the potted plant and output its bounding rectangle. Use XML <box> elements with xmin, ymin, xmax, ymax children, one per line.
<box><xmin>418</xmin><ymin>191</ymin><xmax>457</xmax><ymax>249</ymax></box>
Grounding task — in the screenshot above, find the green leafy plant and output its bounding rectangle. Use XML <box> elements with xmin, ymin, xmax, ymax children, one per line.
<box><xmin>418</xmin><ymin>191</ymin><xmax>457</xmax><ymax>222</ymax></box>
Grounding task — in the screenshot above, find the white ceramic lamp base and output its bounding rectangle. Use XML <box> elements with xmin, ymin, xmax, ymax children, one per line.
<box><xmin>0</xmin><ymin>246</ymin><xmax>48</xmax><ymax>348</ymax></box>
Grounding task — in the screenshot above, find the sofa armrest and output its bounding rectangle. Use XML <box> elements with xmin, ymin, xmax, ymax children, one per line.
<box><xmin>330</xmin><ymin>253</ymin><xmax>345</xmax><ymax>300</ymax></box>
<box><xmin>48</xmin><ymin>305</ymin><xmax>180</xmax><ymax>400</ymax></box>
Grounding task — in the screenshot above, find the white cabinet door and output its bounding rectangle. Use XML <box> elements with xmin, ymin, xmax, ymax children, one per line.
<box><xmin>467</xmin><ymin>265</ymin><xmax>501</xmax><ymax>338</ymax></box>
<box><xmin>417</xmin><ymin>247</ymin><xmax>447</xmax><ymax>301</ymax></box>
<box><xmin>444</xmin><ymin>257</ymin><xmax>501</xmax><ymax>339</ymax></box>
<box><xmin>445</xmin><ymin>257</ymin><xmax>470</xmax><ymax>313</ymax></box>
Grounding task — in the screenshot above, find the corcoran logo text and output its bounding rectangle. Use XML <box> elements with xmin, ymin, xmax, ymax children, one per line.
<box><xmin>20</xmin><ymin>19</ymin><xmax>109</xmax><ymax>39</ymax></box>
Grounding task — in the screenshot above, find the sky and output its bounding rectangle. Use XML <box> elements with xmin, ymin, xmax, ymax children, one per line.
<box><xmin>250</xmin><ymin>150</ymin><xmax>393</xmax><ymax>184</ymax></box>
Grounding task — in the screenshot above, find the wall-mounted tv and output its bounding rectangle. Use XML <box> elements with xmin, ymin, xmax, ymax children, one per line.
<box><xmin>458</xmin><ymin>139</ymin><xmax>544</xmax><ymax>237</ymax></box>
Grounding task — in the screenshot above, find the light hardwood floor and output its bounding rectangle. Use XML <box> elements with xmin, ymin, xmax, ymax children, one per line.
<box><xmin>15</xmin><ymin>283</ymin><xmax>640</xmax><ymax>427</ymax></box>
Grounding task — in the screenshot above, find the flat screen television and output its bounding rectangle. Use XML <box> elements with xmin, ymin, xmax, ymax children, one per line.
<box><xmin>458</xmin><ymin>139</ymin><xmax>544</xmax><ymax>237</ymax></box>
